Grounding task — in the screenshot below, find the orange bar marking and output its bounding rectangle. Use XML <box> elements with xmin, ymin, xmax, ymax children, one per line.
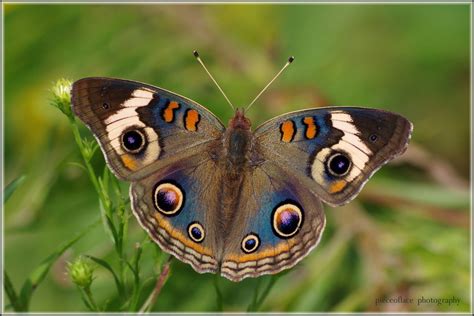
<box><xmin>329</xmin><ymin>180</ymin><xmax>347</xmax><ymax>193</ymax></box>
<box><xmin>185</xmin><ymin>109</ymin><xmax>200</xmax><ymax>131</ymax></box>
<box><xmin>163</xmin><ymin>101</ymin><xmax>180</xmax><ymax>122</ymax></box>
<box><xmin>154</xmin><ymin>214</ymin><xmax>212</xmax><ymax>256</ymax></box>
<box><xmin>121</xmin><ymin>154</ymin><xmax>138</xmax><ymax>170</ymax></box>
<box><xmin>225</xmin><ymin>239</ymin><xmax>297</xmax><ymax>263</ymax></box>
<box><xmin>280</xmin><ymin>120</ymin><xmax>295</xmax><ymax>142</ymax></box>
<box><xmin>303</xmin><ymin>117</ymin><xmax>317</xmax><ymax>139</ymax></box>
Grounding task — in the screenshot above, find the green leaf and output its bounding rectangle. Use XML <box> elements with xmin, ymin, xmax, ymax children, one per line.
<box><xmin>365</xmin><ymin>178</ymin><xmax>470</xmax><ymax>209</ymax></box>
<box><xmin>99</xmin><ymin>200</ymin><xmax>117</xmax><ymax>245</ymax></box>
<box><xmin>127</xmin><ymin>238</ymin><xmax>148</xmax><ymax>311</ymax></box>
<box><xmin>4</xmin><ymin>175</ymin><xmax>26</xmax><ymax>203</ymax></box>
<box><xmin>126</xmin><ymin>261</ymin><xmax>140</xmax><ymax>312</ymax></box>
<box><xmin>3</xmin><ymin>270</ymin><xmax>22</xmax><ymax>311</ymax></box>
<box><xmin>101</xmin><ymin>166</ymin><xmax>110</xmax><ymax>197</ymax></box>
<box><xmin>86</xmin><ymin>255</ymin><xmax>125</xmax><ymax>299</ymax></box>
<box><xmin>67</xmin><ymin>161</ymin><xmax>87</xmax><ymax>172</ymax></box>
<box><xmin>18</xmin><ymin>218</ymin><xmax>100</xmax><ymax>311</ymax></box>
<box><xmin>248</xmin><ymin>275</ymin><xmax>281</xmax><ymax>311</ymax></box>
<box><xmin>247</xmin><ymin>278</ymin><xmax>261</xmax><ymax>312</ymax></box>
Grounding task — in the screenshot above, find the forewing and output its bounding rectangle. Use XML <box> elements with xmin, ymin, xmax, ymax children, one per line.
<box><xmin>71</xmin><ymin>77</ymin><xmax>225</xmax><ymax>181</ymax></box>
<box><xmin>254</xmin><ymin>107</ymin><xmax>412</xmax><ymax>206</ymax></box>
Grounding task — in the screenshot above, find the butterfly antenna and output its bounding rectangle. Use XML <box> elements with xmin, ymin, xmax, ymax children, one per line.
<box><xmin>193</xmin><ymin>50</ymin><xmax>235</xmax><ymax>111</ymax></box>
<box><xmin>245</xmin><ymin>56</ymin><xmax>294</xmax><ymax>113</ymax></box>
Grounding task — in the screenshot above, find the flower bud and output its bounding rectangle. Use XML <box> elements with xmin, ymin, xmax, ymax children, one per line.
<box><xmin>51</xmin><ymin>79</ymin><xmax>73</xmax><ymax>119</ymax></box>
<box><xmin>67</xmin><ymin>256</ymin><xmax>94</xmax><ymax>289</ymax></box>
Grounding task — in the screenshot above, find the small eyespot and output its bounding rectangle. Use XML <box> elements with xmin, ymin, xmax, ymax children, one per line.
<box><xmin>153</xmin><ymin>182</ymin><xmax>184</xmax><ymax>216</ymax></box>
<box><xmin>370</xmin><ymin>134</ymin><xmax>378</xmax><ymax>142</ymax></box>
<box><xmin>121</xmin><ymin>129</ymin><xmax>146</xmax><ymax>153</ymax></box>
<box><xmin>188</xmin><ymin>222</ymin><xmax>205</xmax><ymax>243</ymax></box>
<box><xmin>272</xmin><ymin>201</ymin><xmax>303</xmax><ymax>239</ymax></box>
<box><xmin>102</xmin><ymin>102</ymin><xmax>109</xmax><ymax>109</ymax></box>
<box><xmin>327</xmin><ymin>152</ymin><xmax>352</xmax><ymax>177</ymax></box>
<box><xmin>241</xmin><ymin>234</ymin><xmax>260</xmax><ymax>253</ymax></box>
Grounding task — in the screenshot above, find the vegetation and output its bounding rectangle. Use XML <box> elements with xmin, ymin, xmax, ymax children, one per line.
<box><xmin>3</xmin><ymin>4</ymin><xmax>470</xmax><ymax>312</ymax></box>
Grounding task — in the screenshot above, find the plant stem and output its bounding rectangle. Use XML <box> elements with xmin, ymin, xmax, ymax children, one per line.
<box><xmin>82</xmin><ymin>286</ymin><xmax>99</xmax><ymax>311</ymax></box>
<box><xmin>139</xmin><ymin>258</ymin><xmax>172</xmax><ymax>313</ymax></box>
<box><xmin>69</xmin><ymin>119</ymin><xmax>102</xmax><ymax>199</ymax></box>
<box><xmin>247</xmin><ymin>278</ymin><xmax>262</xmax><ymax>312</ymax></box>
<box><xmin>69</xmin><ymin>118</ymin><xmax>128</xmax><ymax>298</ymax></box>
<box><xmin>4</xmin><ymin>270</ymin><xmax>22</xmax><ymax>311</ymax></box>
<box><xmin>251</xmin><ymin>276</ymin><xmax>279</xmax><ymax>311</ymax></box>
<box><xmin>213</xmin><ymin>274</ymin><xmax>224</xmax><ymax>311</ymax></box>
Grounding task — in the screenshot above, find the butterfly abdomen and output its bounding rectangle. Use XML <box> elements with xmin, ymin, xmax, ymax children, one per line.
<box><xmin>211</xmin><ymin>111</ymin><xmax>258</xmax><ymax>259</ymax></box>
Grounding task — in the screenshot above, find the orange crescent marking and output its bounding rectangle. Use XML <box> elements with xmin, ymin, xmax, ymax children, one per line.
<box><xmin>303</xmin><ymin>117</ymin><xmax>317</xmax><ymax>139</ymax></box>
<box><xmin>280</xmin><ymin>120</ymin><xmax>295</xmax><ymax>143</ymax></box>
<box><xmin>163</xmin><ymin>101</ymin><xmax>180</xmax><ymax>123</ymax></box>
<box><xmin>154</xmin><ymin>213</ymin><xmax>212</xmax><ymax>256</ymax></box>
<box><xmin>225</xmin><ymin>239</ymin><xmax>296</xmax><ymax>263</ymax></box>
<box><xmin>329</xmin><ymin>180</ymin><xmax>347</xmax><ymax>193</ymax></box>
<box><xmin>185</xmin><ymin>109</ymin><xmax>200</xmax><ymax>131</ymax></box>
<box><xmin>121</xmin><ymin>154</ymin><xmax>138</xmax><ymax>170</ymax></box>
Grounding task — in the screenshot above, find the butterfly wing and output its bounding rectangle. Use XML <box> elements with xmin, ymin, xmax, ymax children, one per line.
<box><xmin>219</xmin><ymin>107</ymin><xmax>412</xmax><ymax>281</ymax></box>
<box><xmin>71</xmin><ymin>77</ymin><xmax>225</xmax><ymax>181</ymax></box>
<box><xmin>253</xmin><ymin>107</ymin><xmax>413</xmax><ymax>206</ymax></box>
<box><xmin>220</xmin><ymin>164</ymin><xmax>326</xmax><ymax>282</ymax></box>
<box><xmin>130</xmin><ymin>153</ymin><xmax>224</xmax><ymax>274</ymax></box>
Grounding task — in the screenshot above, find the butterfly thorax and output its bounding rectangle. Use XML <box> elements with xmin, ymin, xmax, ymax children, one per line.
<box><xmin>225</xmin><ymin>109</ymin><xmax>252</xmax><ymax>170</ymax></box>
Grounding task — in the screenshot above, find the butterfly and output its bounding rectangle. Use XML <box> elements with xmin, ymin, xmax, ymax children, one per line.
<box><xmin>71</xmin><ymin>58</ymin><xmax>412</xmax><ymax>282</ymax></box>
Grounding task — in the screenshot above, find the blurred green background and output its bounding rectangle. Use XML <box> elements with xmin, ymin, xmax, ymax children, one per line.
<box><xmin>3</xmin><ymin>4</ymin><xmax>470</xmax><ymax>312</ymax></box>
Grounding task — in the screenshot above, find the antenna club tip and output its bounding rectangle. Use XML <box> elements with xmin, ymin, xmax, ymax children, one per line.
<box><xmin>193</xmin><ymin>50</ymin><xmax>199</xmax><ymax>58</ymax></box>
<box><xmin>288</xmin><ymin>56</ymin><xmax>295</xmax><ymax>63</ymax></box>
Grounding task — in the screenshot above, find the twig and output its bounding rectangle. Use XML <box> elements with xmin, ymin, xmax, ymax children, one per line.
<box><xmin>139</xmin><ymin>257</ymin><xmax>172</xmax><ymax>313</ymax></box>
<box><xmin>396</xmin><ymin>142</ymin><xmax>469</xmax><ymax>190</ymax></box>
<box><xmin>362</xmin><ymin>192</ymin><xmax>469</xmax><ymax>228</ymax></box>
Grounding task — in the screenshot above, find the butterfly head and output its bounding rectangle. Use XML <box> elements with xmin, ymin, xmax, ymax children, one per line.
<box><xmin>229</xmin><ymin>108</ymin><xmax>251</xmax><ymax>130</ymax></box>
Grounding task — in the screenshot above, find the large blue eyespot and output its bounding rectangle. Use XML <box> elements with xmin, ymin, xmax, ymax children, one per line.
<box><xmin>327</xmin><ymin>152</ymin><xmax>351</xmax><ymax>176</ymax></box>
<box><xmin>121</xmin><ymin>129</ymin><xmax>146</xmax><ymax>153</ymax></box>
<box><xmin>153</xmin><ymin>182</ymin><xmax>184</xmax><ymax>216</ymax></box>
<box><xmin>272</xmin><ymin>201</ymin><xmax>303</xmax><ymax>239</ymax></box>
<box><xmin>188</xmin><ymin>222</ymin><xmax>205</xmax><ymax>243</ymax></box>
<box><xmin>241</xmin><ymin>234</ymin><xmax>260</xmax><ymax>253</ymax></box>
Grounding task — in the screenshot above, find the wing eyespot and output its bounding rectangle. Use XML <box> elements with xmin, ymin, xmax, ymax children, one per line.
<box><xmin>241</xmin><ymin>234</ymin><xmax>260</xmax><ymax>253</ymax></box>
<box><xmin>153</xmin><ymin>181</ymin><xmax>185</xmax><ymax>216</ymax></box>
<box><xmin>272</xmin><ymin>201</ymin><xmax>304</xmax><ymax>239</ymax></box>
<box><xmin>188</xmin><ymin>222</ymin><xmax>205</xmax><ymax>243</ymax></box>
<box><xmin>121</xmin><ymin>129</ymin><xmax>146</xmax><ymax>153</ymax></box>
<box><xmin>326</xmin><ymin>152</ymin><xmax>352</xmax><ymax>177</ymax></box>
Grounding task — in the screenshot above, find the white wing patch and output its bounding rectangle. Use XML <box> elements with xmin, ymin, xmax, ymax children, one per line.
<box><xmin>122</xmin><ymin>89</ymin><xmax>154</xmax><ymax>107</ymax></box>
<box><xmin>105</xmin><ymin>89</ymin><xmax>160</xmax><ymax>169</ymax></box>
<box><xmin>310</xmin><ymin>111</ymin><xmax>373</xmax><ymax>190</ymax></box>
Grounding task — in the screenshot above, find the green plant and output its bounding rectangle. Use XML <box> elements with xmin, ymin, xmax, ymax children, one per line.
<box><xmin>3</xmin><ymin>173</ymin><xmax>99</xmax><ymax>312</ymax></box>
<box><xmin>50</xmin><ymin>79</ymin><xmax>173</xmax><ymax>312</ymax></box>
